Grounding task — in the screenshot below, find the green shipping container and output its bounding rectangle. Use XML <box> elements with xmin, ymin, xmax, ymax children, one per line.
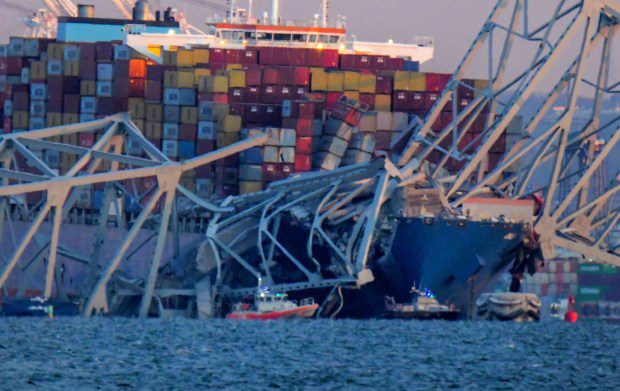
<box><xmin>576</xmin><ymin>285</ymin><xmax>607</xmax><ymax>302</ymax></box>
<box><xmin>578</xmin><ymin>263</ymin><xmax>617</xmax><ymax>275</ymax></box>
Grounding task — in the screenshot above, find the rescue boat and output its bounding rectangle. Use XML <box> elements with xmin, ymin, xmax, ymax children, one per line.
<box><xmin>226</xmin><ymin>287</ymin><xmax>318</xmax><ymax>320</ymax></box>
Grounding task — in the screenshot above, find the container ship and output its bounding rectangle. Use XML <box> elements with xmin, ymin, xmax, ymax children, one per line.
<box><xmin>0</xmin><ymin>1</ymin><xmax>533</xmax><ymax>317</ymax></box>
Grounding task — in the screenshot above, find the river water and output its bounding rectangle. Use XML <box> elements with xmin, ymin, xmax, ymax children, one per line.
<box><xmin>0</xmin><ymin>318</ymin><xmax>618</xmax><ymax>390</ymax></box>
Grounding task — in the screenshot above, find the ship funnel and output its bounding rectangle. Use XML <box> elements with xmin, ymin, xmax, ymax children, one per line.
<box><xmin>270</xmin><ymin>0</ymin><xmax>280</xmax><ymax>25</ymax></box>
<box><xmin>133</xmin><ymin>0</ymin><xmax>151</xmax><ymax>21</ymax></box>
<box><xmin>77</xmin><ymin>4</ymin><xmax>94</xmax><ymax>18</ymax></box>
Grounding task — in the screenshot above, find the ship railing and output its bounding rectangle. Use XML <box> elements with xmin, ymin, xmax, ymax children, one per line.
<box><xmin>414</xmin><ymin>36</ymin><xmax>434</xmax><ymax>47</ymax></box>
<box><xmin>206</xmin><ymin>15</ymin><xmax>345</xmax><ymax>29</ymax></box>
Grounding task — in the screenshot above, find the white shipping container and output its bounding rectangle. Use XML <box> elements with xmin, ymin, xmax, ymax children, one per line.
<box><xmin>80</xmin><ymin>113</ymin><xmax>95</xmax><ymax>122</ymax></box>
<box><xmin>97</xmin><ymin>63</ymin><xmax>114</xmax><ymax>81</ymax></box>
<box><xmin>342</xmin><ymin>150</ymin><xmax>372</xmax><ymax>165</ymax></box>
<box><xmin>30</xmin><ymin>83</ymin><xmax>47</xmax><ymax>100</ymax></box>
<box><xmin>164</xmin><ymin>88</ymin><xmax>180</xmax><ymax>105</ymax></box>
<box><xmin>76</xmin><ymin>187</ymin><xmax>93</xmax><ymax>209</ymax></box>
<box><xmin>80</xmin><ymin>97</ymin><xmax>96</xmax><ymax>114</ymax></box>
<box><xmin>29</xmin><ymin>117</ymin><xmax>45</xmax><ymax>130</ymax></box>
<box><xmin>96</xmin><ymin>81</ymin><xmax>112</xmax><ymax>97</ymax></box>
<box><xmin>321</xmin><ymin>136</ymin><xmax>349</xmax><ymax>157</ymax></box>
<box><xmin>114</xmin><ymin>45</ymin><xmax>131</xmax><ymax>60</ymax></box>
<box><xmin>196</xmin><ymin>178</ymin><xmax>213</xmax><ymax>197</ymax></box>
<box><xmin>197</xmin><ymin>121</ymin><xmax>217</xmax><ymax>140</ymax></box>
<box><xmin>349</xmin><ymin>133</ymin><xmax>376</xmax><ymax>153</ymax></box>
<box><xmin>391</xmin><ymin>112</ymin><xmax>409</xmax><ymax>132</ymax></box>
<box><xmin>162</xmin><ymin>140</ymin><xmax>178</xmax><ymax>158</ymax></box>
<box><xmin>279</xmin><ymin>147</ymin><xmax>296</xmax><ymax>163</ymax></box>
<box><xmin>47</xmin><ymin>60</ymin><xmax>62</xmax><ymax>75</ymax></box>
<box><xmin>23</xmin><ymin>39</ymin><xmax>39</xmax><ymax>57</ymax></box>
<box><xmin>265</xmin><ymin>128</ymin><xmax>280</xmax><ymax>146</ymax></box>
<box><xmin>29</xmin><ymin>101</ymin><xmax>45</xmax><ymax>117</ymax></box>
<box><xmin>4</xmin><ymin>100</ymin><xmax>12</xmax><ymax>116</ymax></box>
<box><xmin>125</xmin><ymin>136</ymin><xmax>142</xmax><ymax>155</ymax></box>
<box><xmin>263</xmin><ymin>146</ymin><xmax>280</xmax><ymax>163</ymax></box>
<box><xmin>63</xmin><ymin>45</ymin><xmax>79</xmax><ymax>61</ymax></box>
<box><xmin>163</xmin><ymin>123</ymin><xmax>179</xmax><ymax>140</ymax></box>
<box><xmin>20</xmin><ymin>68</ymin><xmax>29</xmax><ymax>84</ymax></box>
<box><xmin>358</xmin><ymin>113</ymin><xmax>377</xmax><ymax>133</ymax></box>
<box><xmin>376</xmin><ymin>111</ymin><xmax>392</xmax><ymax>131</ymax></box>
<box><xmin>323</xmin><ymin>118</ymin><xmax>354</xmax><ymax>141</ymax></box>
<box><xmin>313</xmin><ymin>119</ymin><xmax>323</xmax><ymax>137</ymax></box>
<box><xmin>198</xmin><ymin>101</ymin><xmax>214</xmax><ymax>120</ymax></box>
<box><xmin>43</xmin><ymin>150</ymin><xmax>60</xmax><ymax>168</ymax></box>
<box><xmin>0</xmin><ymin>44</ymin><xmax>7</xmax><ymax>57</ymax></box>
<box><xmin>317</xmin><ymin>152</ymin><xmax>342</xmax><ymax>171</ymax></box>
<box><xmin>279</xmin><ymin>128</ymin><xmax>297</xmax><ymax>147</ymax></box>
<box><xmin>8</xmin><ymin>37</ymin><xmax>24</xmax><ymax>56</ymax></box>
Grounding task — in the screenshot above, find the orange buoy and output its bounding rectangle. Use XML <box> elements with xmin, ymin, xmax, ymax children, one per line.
<box><xmin>564</xmin><ymin>295</ymin><xmax>578</xmax><ymax>323</ymax></box>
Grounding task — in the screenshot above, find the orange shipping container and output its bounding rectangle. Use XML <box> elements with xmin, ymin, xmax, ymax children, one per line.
<box><xmin>129</xmin><ymin>59</ymin><xmax>146</xmax><ymax>78</ymax></box>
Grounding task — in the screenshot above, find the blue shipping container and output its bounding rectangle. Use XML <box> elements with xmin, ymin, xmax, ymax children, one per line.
<box><xmin>178</xmin><ymin>141</ymin><xmax>196</xmax><ymax>159</ymax></box>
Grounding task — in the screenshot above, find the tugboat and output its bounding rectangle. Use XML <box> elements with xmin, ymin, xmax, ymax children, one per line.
<box><xmin>226</xmin><ymin>283</ymin><xmax>318</xmax><ymax>320</ymax></box>
<box><xmin>384</xmin><ymin>288</ymin><xmax>461</xmax><ymax>320</ymax></box>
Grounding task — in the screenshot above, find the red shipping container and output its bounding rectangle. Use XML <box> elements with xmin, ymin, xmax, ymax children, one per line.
<box><xmin>225</xmin><ymin>49</ymin><xmax>242</xmax><ymax>64</ymax></box>
<box><xmin>146</xmin><ymin>64</ymin><xmax>164</xmax><ymax>81</ymax></box>
<box><xmin>262</xmin><ymin>163</ymin><xmax>279</xmax><ymax>182</ymax></box>
<box><xmin>358</xmin><ymin>55</ymin><xmax>372</xmax><ymax>70</ymax></box>
<box><xmin>284</xmin><ymin>101</ymin><xmax>315</xmax><ymax>119</ymax></box>
<box><xmin>63</xmin><ymin>76</ymin><xmax>81</xmax><ymax>94</ymax></box>
<box><xmin>490</xmin><ymin>132</ymin><xmax>507</xmax><ymax>153</ymax></box>
<box><xmin>271</xmin><ymin>47</ymin><xmax>289</xmax><ymax>66</ymax></box>
<box><xmin>458</xmin><ymin>79</ymin><xmax>475</xmax><ymax>99</ymax></box>
<box><xmin>261</xmin><ymin>85</ymin><xmax>280</xmax><ymax>104</ymax></box>
<box><xmin>213</xmin><ymin>93</ymin><xmax>229</xmax><ymax>103</ymax></box>
<box><xmin>260</xmin><ymin>105</ymin><xmax>281</xmax><ymax>126</ymax></box>
<box><xmin>229</xmin><ymin>103</ymin><xmax>244</xmax><ymax>116</ymax></box>
<box><xmin>293</xmin><ymin>67</ymin><xmax>310</xmax><ymax>86</ymax></box>
<box><xmin>282</xmin><ymin>118</ymin><xmax>313</xmax><ymax>137</ymax></box>
<box><xmin>295</xmin><ymin>137</ymin><xmax>313</xmax><ymax>154</ymax></box>
<box><xmin>95</xmin><ymin>42</ymin><xmax>113</xmax><ymax>61</ymax></box>
<box><xmin>3</xmin><ymin>117</ymin><xmax>12</xmax><ymax>133</ymax></box>
<box><xmin>258</xmin><ymin>47</ymin><xmax>274</xmax><ymax>65</ymax></box>
<box><xmin>223</xmin><ymin>154</ymin><xmax>239</xmax><ymax>166</ymax></box>
<box><xmin>376</xmin><ymin>75</ymin><xmax>393</xmax><ymax>95</ymax></box>
<box><xmin>280</xmin><ymin>86</ymin><xmax>293</xmax><ymax>101</ymax></box>
<box><xmin>145</xmin><ymin>80</ymin><xmax>162</xmax><ymax>101</ymax></box>
<box><xmin>325</xmin><ymin>92</ymin><xmax>342</xmax><ymax>111</ymax></box>
<box><xmin>79</xmin><ymin>60</ymin><xmax>97</xmax><ymax>80</ymax></box>
<box><xmin>5</xmin><ymin>57</ymin><xmax>23</xmax><ymax>75</ymax></box>
<box><xmin>196</xmin><ymin>139</ymin><xmax>215</xmax><ymax>155</ymax></box>
<box><xmin>387</xmin><ymin>57</ymin><xmax>405</xmax><ymax>71</ymax></box>
<box><xmin>372</xmin><ymin>55</ymin><xmax>388</xmax><ymax>71</ymax></box>
<box><xmin>359</xmin><ymin>93</ymin><xmax>375</xmax><ymax>110</ymax></box>
<box><xmin>13</xmin><ymin>92</ymin><xmax>29</xmax><ymax>111</ymax></box>
<box><xmin>411</xmin><ymin>92</ymin><xmax>425</xmax><ymax>111</ymax></box>
<box><xmin>179</xmin><ymin>124</ymin><xmax>197</xmax><ymax>141</ymax></box>
<box><xmin>288</xmin><ymin>48</ymin><xmax>308</xmax><ymax>67</ymax></box>
<box><xmin>129</xmin><ymin>78</ymin><xmax>145</xmax><ymax>97</ymax></box>
<box><xmin>279</xmin><ymin>163</ymin><xmax>295</xmax><ymax>179</ymax></box>
<box><xmin>393</xmin><ymin>91</ymin><xmax>411</xmax><ymax>112</ymax></box>
<box><xmin>78</xmin><ymin>133</ymin><xmax>95</xmax><ymax>148</ymax></box>
<box><xmin>245</xmin><ymin>67</ymin><xmax>262</xmax><ymax>85</ymax></box>
<box><xmin>244</xmin><ymin>104</ymin><xmax>262</xmax><ymax>125</ymax></box>
<box><xmin>458</xmin><ymin>98</ymin><xmax>472</xmax><ymax>111</ymax></box>
<box><xmin>423</xmin><ymin>92</ymin><xmax>439</xmax><ymax>111</ymax></box>
<box><xmin>426</xmin><ymin>73</ymin><xmax>452</xmax><ymax>92</ymax></box>
<box><xmin>129</xmin><ymin>59</ymin><xmax>146</xmax><ymax>78</ymax></box>
<box><xmin>339</xmin><ymin>54</ymin><xmax>359</xmax><ymax>71</ymax></box>
<box><xmin>244</xmin><ymin>86</ymin><xmax>261</xmax><ymax>103</ymax></box>
<box><xmin>321</xmin><ymin>50</ymin><xmax>339</xmax><ymax>68</ymax></box>
<box><xmin>80</xmin><ymin>43</ymin><xmax>96</xmax><ymax>61</ymax></box>
<box><xmin>114</xmin><ymin>60</ymin><xmax>130</xmax><ymax>78</ymax></box>
<box><xmin>228</xmin><ymin>87</ymin><xmax>245</xmax><ymax>103</ymax></box>
<box><xmin>294</xmin><ymin>154</ymin><xmax>312</xmax><ymax>171</ymax></box>
<box><xmin>209</xmin><ymin>48</ymin><xmax>225</xmax><ymax>64</ymax></box>
<box><xmin>240</xmin><ymin>49</ymin><xmax>258</xmax><ymax>65</ymax></box>
<box><xmin>262</xmin><ymin>67</ymin><xmax>281</xmax><ymax>85</ymax></box>
<box><xmin>194</xmin><ymin>163</ymin><xmax>212</xmax><ymax>177</ymax></box>
<box><xmin>47</xmin><ymin>93</ymin><xmax>63</xmax><ymax>111</ymax></box>
<box><xmin>375</xmin><ymin>131</ymin><xmax>391</xmax><ymax>150</ymax></box>
<box><xmin>306</xmin><ymin>49</ymin><xmax>322</xmax><ymax>67</ymax></box>
<box><xmin>63</xmin><ymin>94</ymin><xmax>80</xmax><ymax>113</ymax></box>
<box><xmin>114</xmin><ymin>77</ymin><xmax>130</xmax><ymax>97</ymax></box>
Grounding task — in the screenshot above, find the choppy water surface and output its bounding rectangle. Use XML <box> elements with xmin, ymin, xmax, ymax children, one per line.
<box><xmin>0</xmin><ymin>318</ymin><xmax>618</xmax><ymax>390</ymax></box>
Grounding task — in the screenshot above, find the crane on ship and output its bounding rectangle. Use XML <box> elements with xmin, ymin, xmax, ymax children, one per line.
<box><xmin>0</xmin><ymin>0</ymin><xmax>57</xmax><ymax>38</ymax></box>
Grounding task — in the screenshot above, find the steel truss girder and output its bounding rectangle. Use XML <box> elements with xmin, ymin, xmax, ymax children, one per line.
<box><xmin>0</xmin><ymin>113</ymin><xmax>268</xmax><ymax>317</ymax></box>
<box><xmin>396</xmin><ymin>0</ymin><xmax>620</xmax><ymax>266</ymax></box>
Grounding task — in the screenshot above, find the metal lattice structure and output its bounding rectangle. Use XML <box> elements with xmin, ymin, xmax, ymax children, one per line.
<box><xmin>395</xmin><ymin>0</ymin><xmax>620</xmax><ymax>266</ymax></box>
<box><xmin>0</xmin><ymin>113</ymin><xmax>266</xmax><ymax>317</ymax></box>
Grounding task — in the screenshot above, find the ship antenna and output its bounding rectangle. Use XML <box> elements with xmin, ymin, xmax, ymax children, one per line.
<box><xmin>321</xmin><ymin>0</ymin><xmax>329</xmax><ymax>27</ymax></box>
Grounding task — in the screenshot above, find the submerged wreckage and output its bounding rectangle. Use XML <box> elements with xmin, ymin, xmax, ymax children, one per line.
<box><xmin>0</xmin><ymin>0</ymin><xmax>618</xmax><ymax>319</ymax></box>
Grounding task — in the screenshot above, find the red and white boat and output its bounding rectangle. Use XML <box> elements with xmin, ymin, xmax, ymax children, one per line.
<box><xmin>226</xmin><ymin>288</ymin><xmax>318</xmax><ymax>320</ymax></box>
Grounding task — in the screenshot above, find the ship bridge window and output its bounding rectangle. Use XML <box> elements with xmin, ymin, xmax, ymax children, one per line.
<box><xmin>232</xmin><ymin>31</ymin><xmax>244</xmax><ymax>40</ymax></box>
<box><xmin>319</xmin><ymin>35</ymin><xmax>330</xmax><ymax>43</ymax></box>
<box><xmin>309</xmin><ymin>34</ymin><xmax>318</xmax><ymax>43</ymax></box>
<box><xmin>221</xmin><ymin>31</ymin><xmax>232</xmax><ymax>39</ymax></box>
<box><xmin>253</xmin><ymin>32</ymin><xmax>273</xmax><ymax>40</ymax></box>
<box><xmin>329</xmin><ymin>36</ymin><xmax>340</xmax><ymax>43</ymax></box>
<box><xmin>274</xmin><ymin>33</ymin><xmax>292</xmax><ymax>41</ymax></box>
<box><xmin>292</xmin><ymin>34</ymin><xmax>308</xmax><ymax>42</ymax></box>
<box><xmin>244</xmin><ymin>31</ymin><xmax>253</xmax><ymax>40</ymax></box>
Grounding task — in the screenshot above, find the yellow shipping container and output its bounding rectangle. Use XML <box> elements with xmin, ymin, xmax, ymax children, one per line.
<box><xmin>177</xmin><ymin>49</ymin><xmax>195</xmax><ymax>67</ymax></box>
<box><xmin>46</xmin><ymin>113</ymin><xmax>62</xmax><ymax>128</ymax></box>
<box><xmin>226</xmin><ymin>64</ymin><xmax>242</xmax><ymax>70</ymax></box>
<box><xmin>239</xmin><ymin>181</ymin><xmax>262</xmax><ymax>194</ymax></box>
<box><xmin>474</xmin><ymin>79</ymin><xmax>490</xmax><ymax>97</ymax></box>
<box><xmin>212</xmin><ymin>103</ymin><xmax>230</xmax><ymax>120</ymax></box>
<box><xmin>343</xmin><ymin>71</ymin><xmax>360</xmax><ymax>91</ymax></box>
<box><xmin>133</xmin><ymin>119</ymin><xmax>145</xmax><ymax>133</ymax></box>
<box><xmin>217</xmin><ymin>132</ymin><xmax>240</xmax><ymax>148</ymax></box>
<box><xmin>177</xmin><ymin>70</ymin><xmax>195</xmax><ymax>88</ymax></box>
<box><xmin>163</xmin><ymin>50</ymin><xmax>177</xmax><ymax>66</ymax></box>
<box><xmin>63</xmin><ymin>113</ymin><xmax>79</xmax><ymax>125</ymax></box>
<box><xmin>128</xmin><ymin>98</ymin><xmax>145</xmax><ymax>119</ymax></box>
<box><xmin>375</xmin><ymin>95</ymin><xmax>392</xmax><ymax>111</ymax></box>
<box><xmin>228</xmin><ymin>70</ymin><xmax>246</xmax><ymax>88</ymax></box>
<box><xmin>147</xmin><ymin>45</ymin><xmax>161</xmax><ymax>58</ymax></box>
<box><xmin>63</xmin><ymin>61</ymin><xmax>80</xmax><ymax>76</ymax></box>
<box><xmin>213</xmin><ymin>75</ymin><xmax>230</xmax><ymax>93</ymax></box>
<box><xmin>80</xmin><ymin>80</ymin><xmax>96</xmax><ymax>96</ymax></box>
<box><xmin>47</xmin><ymin>43</ymin><xmax>64</xmax><ymax>61</ymax></box>
<box><xmin>194</xmin><ymin>68</ymin><xmax>211</xmax><ymax>80</ymax></box>
<box><xmin>13</xmin><ymin>111</ymin><xmax>29</xmax><ymax>129</ymax></box>
<box><xmin>61</xmin><ymin>134</ymin><xmax>78</xmax><ymax>145</ymax></box>
<box><xmin>409</xmin><ymin>72</ymin><xmax>427</xmax><ymax>91</ymax></box>
<box><xmin>146</xmin><ymin>103</ymin><xmax>162</xmax><ymax>122</ymax></box>
<box><xmin>164</xmin><ymin>70</ymin><xmax>177</xmax><ymax>88</ymax></box>
<box><xmin>181</xmin><ymin>107</ymin><xmax>198</xmax><ymax>125</ymax></box>
<box><xmin>145</xmin><ymin>122</ymin><xmax>162</xmax><ymax>139</ymax></box>
<box><xmin>394</xmin><ymin>71</ymin><xmax>410</xmax><ymax>91</ymax></box>
<box><xmin>30</xmin><ymin>61</ymin><xmax>46</xmax><ymax>80</ymax></box>
<box><xmin>343</xmin><ymin>91</ymin><xmax>360</xmax><ymax>102</ymax></box>
<box><xmin>311</xmin><ymin>70</ymin><xmax>328</xmax><ymax>91</ymax></box>
<box><xmin>359</xmin><ymin>74</ymin><xmax>377</xmax><ymax>94</ymax></box>
<box><xmin>193</xmin><ymin>49</ymin><xmax>210</xmax><ymax>64</ymax></box>
<box><xmin>221</xmin><ymin>115</ymin><xmax>242</xmax><ymax>133</ymax></box>
<box><xmin>327</xmin><ymin>72</ymin><xmax>344</xmax><ymax>92</ymax></box>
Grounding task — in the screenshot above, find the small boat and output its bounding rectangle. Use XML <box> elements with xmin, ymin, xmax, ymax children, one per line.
<box><xmin>384</xmin><ymin>288</ymin><xmax>461</xmax><ymax>320</ymax></box>
<box><xmin>226</xmin><ymin>287</ymin><xmax>318</xmax><ymax>320</ymax></box>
